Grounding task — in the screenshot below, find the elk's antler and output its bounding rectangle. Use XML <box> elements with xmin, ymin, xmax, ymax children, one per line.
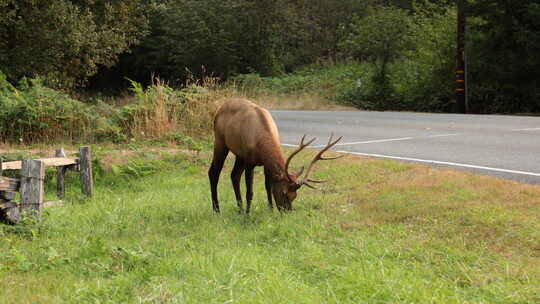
<box><xmin>285</xmin><ymin>135</ymin><xmax>316</xmax><ymax>182</ymax></box>
<box><xmin>299</xmin><ymin>133</ymin><xmax>343</xmax><ymax>188</ymax></box>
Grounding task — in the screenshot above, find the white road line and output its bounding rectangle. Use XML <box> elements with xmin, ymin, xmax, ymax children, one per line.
<box><xmin>336</xmin><ymin>150</ymin><xmax>540</xmax><ymax>178</ymax></box>
<box><xmin>426</xmin><ymin>133</ymin><xmax>459</xmax><ymax>138</ymax></box>
<box><xmin>285</xmin><ymin>133</ymin><xmax>459</xmax><ymax>149</ymax></box>
<box><xmin>512</xmin><ymin>128</ymin><xmax>540</xmax><ymax>131</ymax></box>
<box><xmin>310</xmin><ymin>137</ymin><xmax>414</xmax><ymax>148</ymax></box>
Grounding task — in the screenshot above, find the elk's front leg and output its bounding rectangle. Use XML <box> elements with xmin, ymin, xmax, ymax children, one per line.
<box><xmin>245</xmin><ymin>165</ymin><xmax>255</xmax><ymax>214</ymax></box>
<box><xmin>264</xmin><ymin>167</ymin><xmax>273</xmax><ymax>210</ymax></box>
<box><xmin>231</xmin><ymin>157</ymin><xmax>246</xmax><ymax>213</ymax></box>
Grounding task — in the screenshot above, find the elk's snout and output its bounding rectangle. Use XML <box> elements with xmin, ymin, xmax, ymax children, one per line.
<box><xmin>272</xmin><ymin>187</ymin><xmax>293</xmax><ymax>212</ymax></box>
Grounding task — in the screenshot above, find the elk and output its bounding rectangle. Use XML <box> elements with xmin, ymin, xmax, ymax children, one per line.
<box><xmin>208</xmin><ymin>98</ymin><xmax>342</xmax><ymax>213</ymax></box>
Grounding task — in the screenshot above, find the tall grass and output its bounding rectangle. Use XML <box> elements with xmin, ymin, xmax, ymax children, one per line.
<box><xmin>120</xmin><ymin>77</ymin><xmax>226</xmax><ymax>141</ymax></box>
<box><xmin>0</xmin><ymin>73</ymin><xmax>229</xmax><ymax>144</ymax></box>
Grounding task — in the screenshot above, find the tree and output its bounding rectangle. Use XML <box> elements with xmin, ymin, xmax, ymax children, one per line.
<box><xmin>0</xmin><ymin>0</ymin><xmax>148</xmax><ymax>89</ymax></box>
<box><xmin>399</xmin><ymin>1</ymin><xmax>457</xmax><ymax>111</ymax></box>
<box><xmin>341</xmin><ymin>5</ymin><xmax>412</xmax><ymax>103</ymax></box>
<box><xmin>290</xmin><ymin>0</ymin><xmax>374</xmax><ymax>62</ymax></box>
<box><xmin>133</xmin><ymin>0</ymin><xmax>243</xmax><ymax>81</ymax></box>
<box><xmin>466</xmin><ymin>0</ymin><xmax>540</xmax><ymax>113</ymax></box>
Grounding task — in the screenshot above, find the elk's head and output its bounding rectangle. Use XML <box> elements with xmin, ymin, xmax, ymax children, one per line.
<box><xmin>273</xmin><ymin>134</ymin><xmax>343</xmax><ymax>211</ymax></box>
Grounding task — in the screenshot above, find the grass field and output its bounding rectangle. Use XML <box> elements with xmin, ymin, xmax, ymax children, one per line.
<box><xmin>1</xmin><ymin>149</ymin><xmax>539</xmax><ymax>303</ymax></box>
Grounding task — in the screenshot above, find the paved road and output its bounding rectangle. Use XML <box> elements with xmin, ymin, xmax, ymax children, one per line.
<box><xmin>272</xmin><ymin>110</ymin><xmax>540</xmax><ymax>185</ymax></box>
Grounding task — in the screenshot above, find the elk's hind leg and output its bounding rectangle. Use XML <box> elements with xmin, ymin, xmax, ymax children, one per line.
<box><xmin>208</xmin><ymin>140</ymin><xmax>229</xmax><ymax>213</ymax></box>
<box><xmin>231</xmin><ymin>157</ymin><xmax>246</xmax><ymax>213</ymax></box>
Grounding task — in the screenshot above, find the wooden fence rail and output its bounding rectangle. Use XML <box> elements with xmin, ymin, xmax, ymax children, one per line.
<box><xmin>0</xmin><ymin>176</ymin><xmax>19</xmax><ymax>192</ymax></box>
<box><xmin>0</xmin><ymin>146</ymin><xmax>93</xmax><ymax>224</ymax></box>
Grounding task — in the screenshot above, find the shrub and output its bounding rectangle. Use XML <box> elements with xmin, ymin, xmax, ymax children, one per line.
<box><xmin>0</xmin><ymin>72</ymin><xmax>222</xmax><ymax>144</ymax></box>
<box><xmin>0</xmin><ymin>75</ymin><xmax>94</xmax><ymax>143</ymax></box>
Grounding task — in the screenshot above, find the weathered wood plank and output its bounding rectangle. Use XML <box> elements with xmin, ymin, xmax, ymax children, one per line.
<box><xmin>2</xmin><ymin>157</ymin><xmax>78</xmax><ymax>170</ymax></box>
<box><xmin>0</xmin><ymin>191</ymin><xmax>16</xmax><ymax>200</ymax></box>
<box><xmin>56</xmin><ymin>148</ymin><xmax>67</xmax><ymax>199</ymax></box>
<box><xmin>20</xmin><ymin>159</ymin><xmax>45</xmax><ymax>219</ymax></box>
<box><xmin>79</xmin><ymin>146</ymin><xmax>93</xmax><ymax>197</ymax></box>
<box><xmin>0</xmin><ymin>176</ymin><xmax>20</xmax><ymax>191</ymax></box>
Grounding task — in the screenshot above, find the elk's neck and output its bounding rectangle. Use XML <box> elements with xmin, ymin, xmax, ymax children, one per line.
<box><xmin>260</xmin><ymin>141</ymin><xmax>287</xmax><ymax>181</ymax></box>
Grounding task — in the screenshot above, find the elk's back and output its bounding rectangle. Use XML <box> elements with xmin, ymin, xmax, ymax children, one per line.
<box><xmin>213</xmin><ymin>98</ymin><xmax>280</xmax><ymax>164</ymax></box>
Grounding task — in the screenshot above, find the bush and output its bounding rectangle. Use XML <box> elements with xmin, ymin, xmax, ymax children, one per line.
<box><xmin>0</xmin><ymin>74</ymin><xmax>94</xmax><ymax>143</ymax></box>
<box><xmin>0</xmin><ymin>72</ymin><xmax>221</xmax><ymax>144</ymax></box>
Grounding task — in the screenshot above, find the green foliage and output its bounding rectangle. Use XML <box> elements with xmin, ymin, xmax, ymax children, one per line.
<box><xmin>0</xmin><ymin>0</ymin><xmax>148</xmax><ymax>89</ymax></box>
<box><xmin>0</xmin><ymin>72</ymin><xmax>216</xmax><ymax>144</ymax></box>
<box><xmin>167</xmin><ymin>134</ymin><xmax>207</xmax><ymax>152</ymax></box>
<box><xmin>337</xmin><ymin>2</ymin><xmax>457</xmax><ymax>111</ymax></box>
<box><xmin>114</xmin><ymin>0</ymin><xmax>374</xmax><ymax>85</ymax></box>
<box><xmin>392</xmin><ymin>1</ymin><xmax>457</xmax><ymax>111</ymax></box>
<box><xmin>231</xmin><ymin>62</ymin><xmax>371</xmax><ymax>100</ymax></box>
<box><xmin>341</xmin><ymin>6</ymin><xmax>412</xmax><ymax>108</ymax></box>
<box><xmin>293</xmin><ymin>0</ymin><xmax>374</xmax><ymax>61</ymax></box>
<box><xmin>0</xmin><ymin>76</ymin><xmax>94</xmax><ymax>143</ymax></box>
<box><xmin>0</xmin><ymin>0</ymin><xmax>538</xmax><ymax>113</ymax></box>
<box><xmin>342</xmin><ymin>6</ymin><xmax>412</xmax><ymax>66</ymax></box>
<box><xmin>132</xmin><ymin>1</ymin><xmax>243</xmax><ymax>81</ymax></box>
<box><xmin>466</xmin><ymin>0</ymin><xmax>540</xmax><ymax>113</ymax></box>
<box><xmin>127</xmin><ymin>0</ymin><xmax>298</xmax><ymax>81</ymax></box>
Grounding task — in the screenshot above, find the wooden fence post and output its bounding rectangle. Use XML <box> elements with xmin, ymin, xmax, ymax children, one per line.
<box><xmin>79</xmin><ymin>146</ymin><xmax>93</xmax><ymax>197</ymax></box>
<box><xmin>20</xmin><ymin>159</ymin><xmax>45</xmax><ymax>219</ymax></box>
<box><xmin>56</xmin><ymin>148</ymin><xmax>67</xmax><ymax>199</ymax></box>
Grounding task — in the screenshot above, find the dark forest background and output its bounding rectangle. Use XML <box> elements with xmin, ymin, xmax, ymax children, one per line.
<box><xmin>1</xmin><ymin>0</ymin><xmax>539</xmax><ymax>116</ymax></box>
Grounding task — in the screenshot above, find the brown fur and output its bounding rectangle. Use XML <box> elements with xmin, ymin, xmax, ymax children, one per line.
<box><xmin>208</xmin><ymin>98</ymin><xmax>299</xmax><ymax>213</ymax></box>
<box><xmin>213</xmin><ymin>98</ymin><xmax>282</xmax><ymax>166</ymax></box>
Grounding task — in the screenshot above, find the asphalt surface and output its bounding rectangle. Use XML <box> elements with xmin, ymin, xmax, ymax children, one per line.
<box><xmin>271</xmin><ymin>110</ymin><xmax>540</xmax><ymax>185</ymax></box>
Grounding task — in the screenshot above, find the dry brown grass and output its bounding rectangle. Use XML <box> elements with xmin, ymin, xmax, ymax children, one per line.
<box><xmin>129</xmin><ymin>80</ymin><xmax>178</xmax><ymax>138</ymax></box>
<box><xmin>123</xmin><ymin>75</ymin><xmax>355</xmax><ymax>142</ymax></box>
<box><xmin>121</xmin><ymin>77</ymin><xmax>236</xmax><ymax>141</ymax></box>
<box><xmin>288</xmin><ymin>150</ymin><xmax>540</xmax><ymax>260</ymax></box>
<box><xmin>249</xmin><ymin>93</ymin><xmax>355</xmax><ymax>110</ymax></box>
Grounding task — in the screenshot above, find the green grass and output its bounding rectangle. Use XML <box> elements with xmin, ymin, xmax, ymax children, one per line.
<box><xmin>1</xmin><ymin>150</ymin><xmax>539</xmax><ymax>303</ymax></box>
